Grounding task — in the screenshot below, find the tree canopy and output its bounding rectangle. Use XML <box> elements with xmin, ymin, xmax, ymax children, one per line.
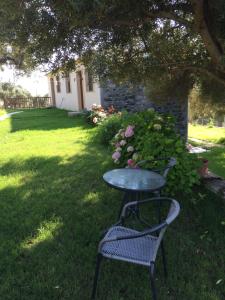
<box><xmin>189</xmin><ymin>85</ymin><xmax>225</xmax><ymax>123</ymax></box>
<box><xmin>1</xmin><ymin>0</ymin><xmax>225</xmax><ymax>99</ymax></box>
<box><xmin>0</xmin><ymin>82</ymin><xmax>31</xmax><ymax>100</ymax></box>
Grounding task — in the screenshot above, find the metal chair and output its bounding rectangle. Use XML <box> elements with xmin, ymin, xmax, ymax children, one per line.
<box><xmin>136</xmin><ymin>157</ymin><xmax>177</xmax><ymax>179</ymax></box>
<box><xmin>91</xmin><ymin>197</ymin><xmax>180</xmax><ymax>300</ymax></box>
<box><xmin>117</xmin><ymin>157</ymin><xmax>177</xmax><ymax>218</ymax></box>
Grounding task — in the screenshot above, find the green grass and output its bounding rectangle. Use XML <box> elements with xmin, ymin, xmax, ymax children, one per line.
<box><xmin>0</xmin><ymin>109</ymin><xmax>225</xmax><ymax>300</ymax></box>
<box><xmin>0</xmin><ymin>108</ymin><xmax>6</xmax><ymax>116</ymax></box>
<box><xmin>189</xmin><ymin>144</ymin><xmax>225</xmax><ymax>178</ymax></box>
<box><xmin>189</xmin><ymin>124</ymin><xmax>225</xmax><ymax>144</ymax></box>
<box><xmin>202</xmin><ymin>147</ymin><xmax>225</xmax><ymax>178</ymax></box>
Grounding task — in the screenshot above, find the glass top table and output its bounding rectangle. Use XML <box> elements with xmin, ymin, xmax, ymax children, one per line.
<box><xmin>103</xmin><ymin>168</ymin><xmax>166</xmax><ymax>193</ymax></box>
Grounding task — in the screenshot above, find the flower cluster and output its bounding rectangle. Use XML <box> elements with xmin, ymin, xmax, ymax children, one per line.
<box><xmin>97</xmin><ymin>108</ymin><xmax>199</xmax><ymax>195</ymax></box>
<box><xmin>111</xmin><ymin>125</ymin><xmax>139</xmax><ymax>167</ymax></box>
<box><xmin>87</xmin><ymin>104</ymin><xmax>117</xmax><ymax>125</ymax></box>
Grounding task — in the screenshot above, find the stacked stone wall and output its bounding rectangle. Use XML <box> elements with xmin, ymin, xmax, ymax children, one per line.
<box><xmin>101</xmin><ymin>82</ymin><xmax>188</xmax><ymax>138</ymax></box>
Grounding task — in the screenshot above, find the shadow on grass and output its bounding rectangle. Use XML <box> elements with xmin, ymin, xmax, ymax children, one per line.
<box><xmin>1</xmin><ymin>154</ymin><xmax>225</xmax><ymax>300</ymax></box>
<box><xmin>7</xmin><ymin>108</ymin><xmax>92</xmax><ymax>132</ymax></box>
<box><xmin>0</xmin><ymin>111</ymin><xmax>225</xmax><ymax>299</ymax></box>
<box><xmin>0</xmin><ymin>149</ymin><xmax>124</xmax><ymax>300</ymax></box>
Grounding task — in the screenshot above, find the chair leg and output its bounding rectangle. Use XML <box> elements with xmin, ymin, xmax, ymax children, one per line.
<box><xmin>149</xmin><ymin>263</ymin><xmax>157</xmax><ymax>300</ymax></box>
<box><xmin>91</xmin><ymin>254</ymin><xmax>102</xmax><ymax>300</ymax></box>
<box><xmin>161</xmin><ymin>241</ymin><xmax>168</xmax><ymax>279</ymax></box>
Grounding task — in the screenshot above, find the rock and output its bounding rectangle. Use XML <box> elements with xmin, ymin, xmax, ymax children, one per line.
<box><xmin>68</xmin><ymin>111</ymin><xmax>83</xmax><ymax>117</ymax></box>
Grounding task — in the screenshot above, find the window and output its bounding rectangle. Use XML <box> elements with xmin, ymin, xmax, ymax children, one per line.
<box><xmin>56</xmin><ymin>75</ymin><xmax>61</xmax><ymax>93</ymax></box>
<box><xmin>65</xmin><ymin>73</ymin><xmax>71</xmax><ymax>93</ymax></box>
<box><xmin>85</xmin><ymin>70</ymin><xmax>94</xmax><ymax>92</ymax></box>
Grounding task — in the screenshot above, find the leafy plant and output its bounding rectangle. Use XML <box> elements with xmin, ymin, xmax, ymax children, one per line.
<box><xmin>96</xmin><ymin>113</ymin><xmax>122</xmax><ymax>145</ymax></box>
<box><xmin>85</xmin><ymin>104</ymin><xmax>118</xmax><ymax>126</ymax></box>
<box><xmin>108</xmin><ymin>109</ymin><xmax>200</xmax><ymax>194</ymax></box>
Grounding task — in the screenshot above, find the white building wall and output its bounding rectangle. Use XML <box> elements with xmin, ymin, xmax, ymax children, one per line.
<box><xmin>82</xmin><ymin>80</ymin><xmax>102</xmax><ymax>110</ymax></box>
<box><xmin>47</xmin><ymin>68</ymin><xmax>101</xmax><ymax>111</ymax></box>
<box><xmin>47</xmin><ymin>79</ymin><xmax>52</xmax><ymax>99</ymax></box>
<box><xmin>54</xmin><ymin>71</ymin><xmax>79</xmax><ymax>111</ymax></box>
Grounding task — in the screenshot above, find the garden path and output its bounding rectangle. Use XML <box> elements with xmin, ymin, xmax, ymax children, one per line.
<box><xmin>0</xmin><ymin>111</ymin><xmax>23</xmax><ymax>121</ymax></box>
<box><xmin>189</xmin><ymin>137</ymin><xmax>223</xmax><ymax>148</ymax></box>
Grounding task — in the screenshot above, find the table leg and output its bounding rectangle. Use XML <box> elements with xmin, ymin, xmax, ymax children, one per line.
<box><xmin>118</xmin><ymin>191</ymin><xmax>130</xmax><ymax>219</ymax></box>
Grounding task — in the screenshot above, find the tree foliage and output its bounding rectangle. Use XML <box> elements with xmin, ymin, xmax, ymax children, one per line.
<box><xmin>189</xmin><ymin>85</ymin><xmax>225</xmax><ymax>123</ymax></box>
<box><xmin>0</xmin><ymin>0</ymin><xmax>225</xmax><ymax>99</ymax></box>
<box><xmin>0</xmin><ymin>82</ymin><xmax>31</xmax><ymax>100</ymax></box>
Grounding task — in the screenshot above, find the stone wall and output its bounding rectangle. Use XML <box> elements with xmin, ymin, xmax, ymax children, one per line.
<box><xmin>101</xmin><ymin>82</ymin><xmax>188</xmax><ymax>139</ymax></box>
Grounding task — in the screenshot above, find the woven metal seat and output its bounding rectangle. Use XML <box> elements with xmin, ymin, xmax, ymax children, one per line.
<box><xmin>91</xmin><ymin>197</ymin><xmax>180</xmax><ymax>300</ymax></box>
<box><xmin>101</xmin><ymin>226</ymin><xmax>157</xmax><ymax>266</ymax></box>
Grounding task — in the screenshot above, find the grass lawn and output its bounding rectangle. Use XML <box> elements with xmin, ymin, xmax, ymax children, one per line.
<box><xmin>199</xmin><ymin>147</ymin><xmax>225</xmax><ymax>178</ymax></box>
<box><xmin>0</xmin><ymin>108</ymin><xmax>6</xmax><ymax>116</ymax></box>
<box><xmin>0</xmin><ymin>109</ymin><xmax>225</xmax><ymax>300</ymax></box>
<box><xmin>189</xmin><ymin>124</ymin><xmax>225</xmax><ymax>144</ymax></box>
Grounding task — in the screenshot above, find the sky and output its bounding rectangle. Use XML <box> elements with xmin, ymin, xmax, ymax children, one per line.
<box><xmin>0</xmin><ymin>66</ymin><xmax>49</xmax><ymax>96</ymax></box>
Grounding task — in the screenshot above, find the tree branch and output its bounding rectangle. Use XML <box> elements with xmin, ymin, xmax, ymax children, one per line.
<box><xmin>147</xmin><ymin>10</ymin><xmax>191</xmax><ymax>28</ymax></box>
<box><xmin>0</xmin><ymin>56</ymin><xmax>17</xmax><ymax>65</ymax></box>
<box><xmin>96</xmin><ymin>8</ymin><xmax>192</xmax><ymax>29</ymax></box>
<box><xmin>172</xmin><ymin>64</ymin><xmax>225</xmax><ymax>87</ymax></box>
<box><xmin>190</xmin><ymin>0</ymin><xmax>223</xmax><ymax>65</ymax></box>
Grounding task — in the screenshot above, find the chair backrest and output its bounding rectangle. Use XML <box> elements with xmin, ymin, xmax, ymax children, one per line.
<box><xmin>162</xmin><ymin>157</ymin><xmax>176</xmax><ymax>178</ymax></box>
<box><xmin>136</xmin><ymin>157</ymin><xmax>176</xmax><ymax>178</ymax></box>
<box><xmin>148</xmin><ymin>197</ymin><xmax>180</xmax><ymax>261</ymax></box>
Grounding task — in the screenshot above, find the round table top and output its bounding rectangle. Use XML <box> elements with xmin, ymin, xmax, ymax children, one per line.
<box><xmin>103</xmin><ymin>168</ymin><xmax>166</xmax><ymax>192</ymax></box>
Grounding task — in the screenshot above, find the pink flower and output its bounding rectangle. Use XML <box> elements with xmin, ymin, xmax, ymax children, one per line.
<box><xmin>127</xmin><ymin>159</ymin><xmax>135</xmax><ymax>166</ymax></box>
<box><xmin>125</xmin><ymin>125</ymin><xmax>134</xmax><ymax>138</ymax></box>
<box><xmin>112</xmin><ymin>151</ymin><xmax>121</xmax><ymax>160</ymax></box>
<box><xmin>115</xmin><ymin>142</ymin><xmax>121</xmax><ymax>148</ymax></box>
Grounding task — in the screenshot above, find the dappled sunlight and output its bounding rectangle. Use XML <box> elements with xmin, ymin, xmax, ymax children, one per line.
<box><xmin>83</xmin><ymin>192</ymin><xmax>101</xmax><ymax>204</ymax></box>
<box><xmin>8</xmin><ymin>108</ymin><xmax>92</xmax><ymax>133</ymax></box>
<box><xmin>0</xmin><ymin>173</ymin><xmax>35</xmax><ymax>191</ymax></box>
<box><xmin>0</xmin><ymin>109</ymin><xmax>224</xmax><ymax>299</ymax></box>
<box><xmin>21</xmin><ymin>217</ymin><xmax>63</xmax><ymax>250</ymax></box>
<box><xmin>0</xmin><ymin>109</ymin><xmax>7</xmax><ymax>116</ymax></box>
<box><xmin>189</xmin><ymin>124</ymin><xmax>225</xmax><ymax>144</ymax></box>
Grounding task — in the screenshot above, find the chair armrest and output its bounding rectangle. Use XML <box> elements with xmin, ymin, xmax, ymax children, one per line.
<box><xmin>120</xmin><ymin>197</ymin><xmax>174</xmax><ymax>219</ymax></box>
<box><xmin>120</xmin><ymin>197</ymin><xmax>180</xmax><ymax>225</ymax></box>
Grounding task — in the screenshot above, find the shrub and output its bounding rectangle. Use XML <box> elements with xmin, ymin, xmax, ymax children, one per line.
<box><xmin>218</xmin><ymin>137</ymin><xmax>225</xmax><ymax>145</ymax></box>
<box><xmin>110</xmin><ymin>109</ymin><xmax>200</xmax><ymax>194</ymax></box>
<box><xmin>84</xmin><ymin>104</ymin><xmax>107</xmax><ymax>125</ymax></box>
<box><xmin>96</xmin><ymin>113</ymin><xmax>122</xmax><ymax>145</ymax></box>
<box><xmin>85</xmin><ymin>104</ymin><xmax>117</xmax><ymax>126</ymax></box>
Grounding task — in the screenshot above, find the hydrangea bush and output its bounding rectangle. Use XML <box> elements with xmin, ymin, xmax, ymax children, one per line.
<box><xmin>109</xmin><ymin>109</ymin><xmax>200</xmax><ymax>194</ymax></box>
<box><xmin>111</xmin><ymin>125</ymin><xmax>139</xmax><ymax>167</ymax></box>
<box><xmin>85</xmin><ymin>104</ymin><xmax>117</xmax><ymax>125</ymax></box>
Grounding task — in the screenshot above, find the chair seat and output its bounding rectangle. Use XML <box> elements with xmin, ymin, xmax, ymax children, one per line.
<box><xmin>100</xmin><ymin>226</ymin><xmax>158</xmax><ymax>267</ymax></box>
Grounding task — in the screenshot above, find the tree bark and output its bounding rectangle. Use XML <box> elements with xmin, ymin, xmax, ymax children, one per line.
<box><xmin>191</xmin><ymin>0</ymin><xmax>223</xmax><ymax>65</ymax></box>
